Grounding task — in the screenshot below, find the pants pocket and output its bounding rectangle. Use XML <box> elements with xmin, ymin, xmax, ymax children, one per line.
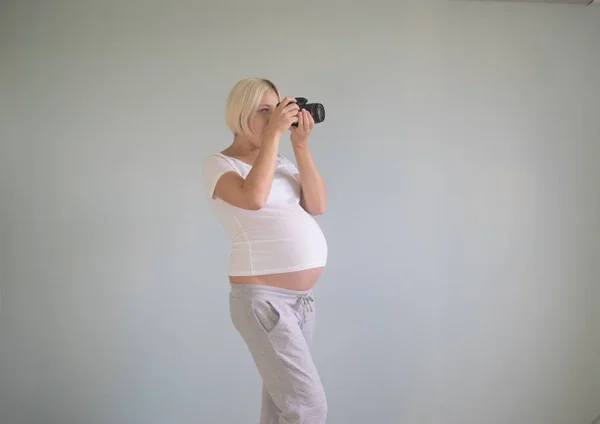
<box><xmin>252</xmin><ymin>299</ymin><xmax>282</xmax><ymax>333</ymax></box>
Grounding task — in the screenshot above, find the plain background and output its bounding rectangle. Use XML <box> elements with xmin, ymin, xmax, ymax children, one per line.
<box><xmin>1</xmin><ymin>1</ymin><xmax>599</xmax><ymax>423</ymax></box>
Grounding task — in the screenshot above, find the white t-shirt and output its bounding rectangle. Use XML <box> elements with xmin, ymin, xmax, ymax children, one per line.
<box><xmin>202</xmin><ymin>152</ymin><xmax>328</xmax><ymax>277</ymax></box>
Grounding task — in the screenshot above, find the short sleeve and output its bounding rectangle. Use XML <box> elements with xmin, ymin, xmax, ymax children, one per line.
<box><xmin>278</xmin><ymin>154</ymin><xmax>299</xmax><ymax>175</ymax></box>
<box><xmin>202</xmin><ymin>153</ymin><xmax>238</xmax><ymax>199</ymax></box>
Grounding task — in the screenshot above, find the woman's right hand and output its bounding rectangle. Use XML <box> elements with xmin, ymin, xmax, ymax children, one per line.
<box><xmin>266</xmin><ymin>97</ymin><xmax>300</xmax><ymax>136</ymax></box>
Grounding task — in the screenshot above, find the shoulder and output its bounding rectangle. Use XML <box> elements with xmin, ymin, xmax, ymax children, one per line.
<box><xmin>204</xmin><ymin>152</ymin><xmax>234</xmax><ymax>167</ymax></box>
<box><xmin>202</xmin><ymin>152</ymin><xmax>240</xmax><ymax>198</ymax></box>
<box><xmin>203</xmin><ymin>152</ymin><xmax>244</xmax><ymax>175</ymax></box>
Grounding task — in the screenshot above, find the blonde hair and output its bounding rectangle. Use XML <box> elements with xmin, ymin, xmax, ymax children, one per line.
<box><xmin>225</xmin><ymin>78</ymin><xmax>280</xmax><ymax>135</ymax></box>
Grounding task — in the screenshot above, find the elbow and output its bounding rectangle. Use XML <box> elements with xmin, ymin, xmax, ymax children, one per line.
<box><xmin>311</xmin><ymin>207</ymin><xmax>326</xmax><ymax>216</ymax></box>
<box><xmin>301</xmin><ymin>196</ymin><xmax>326</xmax><ymax>215</ymax></box>
<box><xmin>308</xmin><ymin>202</ymin><xmax>327</xmax><ymax>216</ymax></box>
<box><xmin>240</xmin><ymin>183</ymin><xmax>266</xmax><ymax>210</ymax></box>
<box><xmin>246</xmin><ymin>195</ymin><xmax>266</xmax><ymax>211</ymax></box>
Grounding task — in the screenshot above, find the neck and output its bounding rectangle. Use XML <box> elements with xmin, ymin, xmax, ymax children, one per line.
<box><xmin>227</xmin><ymin>135</ymin><xmax>260</xmax><ymax>159</ymax></box>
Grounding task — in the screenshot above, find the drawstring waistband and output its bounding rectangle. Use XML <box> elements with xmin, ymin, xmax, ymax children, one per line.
<box><xmin>299</xmin><ymin>293</ymin><xmax>314</xmax><ymax>324</ymax></box>
<box><xmin>230</xmin><ymin>283</ymin><xmax>311</xmax><ymax>299</ymax></box>
<box><xmin>230</xmin><ymin>283</ymin><xmax>315</xmax><ymax>324</ymax></box>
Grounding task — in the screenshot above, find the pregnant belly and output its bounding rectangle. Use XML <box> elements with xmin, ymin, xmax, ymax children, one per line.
<box><xmin>229</xmin><ymin>211</ymin><xmax>327</xmax><ymax>290</ymax></box>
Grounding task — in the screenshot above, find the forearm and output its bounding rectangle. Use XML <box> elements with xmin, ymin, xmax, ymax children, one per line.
<box><xmin>243</xmin><ymin>130</ymin><xmax>280</xmax><ymax>205</ymax></box>
<box><xmin>293</xmin><ymin>145</ymin><xmax>327</xmax><ymax>215</ymax></box>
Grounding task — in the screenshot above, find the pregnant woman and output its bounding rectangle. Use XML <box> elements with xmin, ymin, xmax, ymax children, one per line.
<box><xmin>202</xmin><ymin>78</ymin><xmax>329</xmax><ymax>424</ymax></box>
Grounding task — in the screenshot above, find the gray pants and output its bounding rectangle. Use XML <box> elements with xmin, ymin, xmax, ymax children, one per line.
<box><xmin>229</xmin><ymin>283</ymin><xmax>328</xmax><ymax>424</ymax></box>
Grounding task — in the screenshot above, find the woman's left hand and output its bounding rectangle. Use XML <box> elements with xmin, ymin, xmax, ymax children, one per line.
<box><xmin>290</xmin><ymin>109</ymin><xmax>315</xmax><ymax>147</ymax></box>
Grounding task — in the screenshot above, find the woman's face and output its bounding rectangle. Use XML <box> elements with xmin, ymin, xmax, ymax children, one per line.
<box><xmin>247</xmin><ymin>90</ymin><xmax>280</xmax><ymax>144</ymax></box>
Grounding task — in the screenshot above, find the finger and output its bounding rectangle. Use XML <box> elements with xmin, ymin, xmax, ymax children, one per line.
<box><xmin>307</xmin><ymin>110</ymin><xmax>315</xmax><ymax>128</ymax></box>
<box><xmin>278</xmin><ymin>96</ymin><xmax>297</xmax><ymax>110</ymax></box>
<box><xmin>302</xmin><ymin>110</ymin><xmax>310</xmax><ymax>132</ymax></box>
<box><xmin>290</xmin><ymin>114</ymin><xmax>299</xmax><ymax>129</ymax></box>
<box><xmin>285</xmin><ymin>113</ymin><xmax>299</xmax><ymax>126</ymax></box>
<box><xmin>279</xmin><ymin>96</ymin><xmax>296</xmax><ymax>106</ymax></box>
<box><xmin>298</xmin><ymin>110</ymin><xmax>306</xmax><ymax>132</ymax></box>
<box><xmin>285</xmin><ymin>108</ymin><xmax>298</xmax><ymax>125</ymax></box>
<box><xmin>284</xmin><ymin>103</ymin><xmax>300</xmax><ymax>114</ymax></box>
<box><xmin>286</xmin><ymin>107</ymin><xmax>300</xmax><ymax>119</ymax></box>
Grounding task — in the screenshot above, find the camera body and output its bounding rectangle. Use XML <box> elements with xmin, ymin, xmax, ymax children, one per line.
<box><xmin>278</xmin><ymin>97</ymin><xmax>326</xmax><ymax>127</ymax></box>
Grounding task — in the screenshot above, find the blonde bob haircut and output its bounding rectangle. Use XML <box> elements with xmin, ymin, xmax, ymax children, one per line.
<box><xmin>225</xmin><ymin>78</ymin><xmax>281</xmax><ymax>136</ymax></box>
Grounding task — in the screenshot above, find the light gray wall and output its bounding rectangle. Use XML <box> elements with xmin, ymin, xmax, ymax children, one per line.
<box><xmin>1</xmin><ymin>1</ymin><xmax>599</xmax><ymax>423</ymax></box>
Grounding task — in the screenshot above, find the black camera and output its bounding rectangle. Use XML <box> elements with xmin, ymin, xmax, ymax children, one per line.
<box><xmin>278</xmin><ymin>97</ymin><xmax>325</xmax><ymax>127</ymax></box>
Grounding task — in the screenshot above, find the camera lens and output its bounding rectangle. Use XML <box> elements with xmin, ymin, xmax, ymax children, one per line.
<box><xmin>306</xmin><ymin>103</ymin><xmax>325</xmax><ymax>124</ymax></box>
<box><xmin>283</xmin><ymin>97</ymin><xmax>325</xmax><ymax>126</ymax></box>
